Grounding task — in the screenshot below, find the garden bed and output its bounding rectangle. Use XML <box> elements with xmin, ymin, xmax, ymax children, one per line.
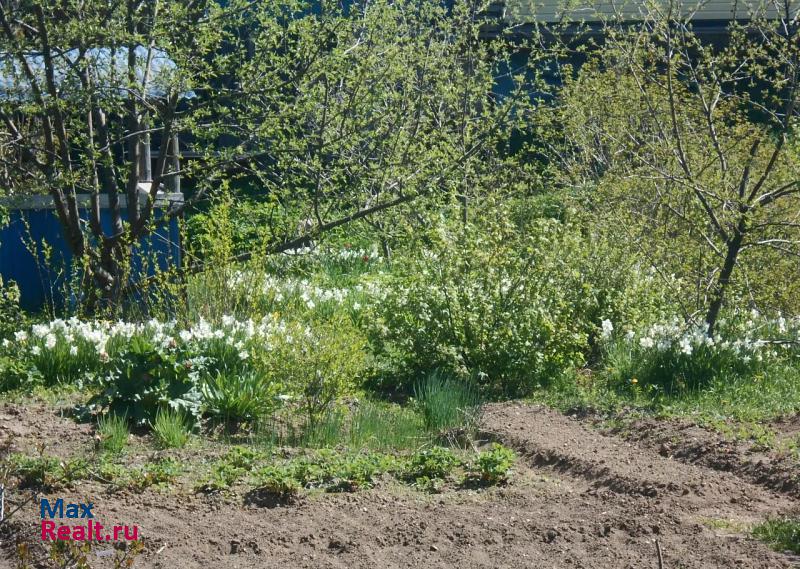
<box><xmin>2</xmin><ymin>399</ymin><xmax>799</xmax><ymax>568</ymax></box>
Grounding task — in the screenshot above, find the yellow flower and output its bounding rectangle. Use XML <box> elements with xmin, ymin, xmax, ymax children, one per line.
<box><xmin>631</xmin><ymin>378</ymin><xmax>638</xmax><ymax>384</ymax></box>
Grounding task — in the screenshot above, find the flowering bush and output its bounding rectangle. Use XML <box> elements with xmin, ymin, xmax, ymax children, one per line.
<box><xmin>369</xmin><ymin>211</ymin><xmax>668</xmax><ymax>396</ymax></box>
<box><xmin>265</xmin><ymin>316</ymin><xmax>368</xmax><ymax>428</ymax></box>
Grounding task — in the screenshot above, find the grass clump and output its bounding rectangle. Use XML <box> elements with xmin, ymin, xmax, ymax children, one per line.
<box><xmin>151</xmin><ymin>408</ymin><xmax>191</xmax><ymax>449</ymax></box>
<box><xmin>201</xmin><ymin>370</ymin><xmax>279</xmax><ymax>428</ymax></box>
<box><xmin>299</xmin><ymin>408</ymin><xmax>345</xmax><ymax>448</ymax></box>
<box><xmin>753</xmin><ymin>518</ymin><xmax>800</xmax><ymax>554</ymax></box>
<box><xmin>414</xmin><ymin>371</ymin><xmax>482</xmax><ymax>434</ymax></box>
<box><xmin>96</xmin><ymin>414</ymin><xmax>129</xmax><ymax>455</ymax></box>
<box><xmin>349</xmin><ymin>401</ymin><xmax>426</xmax><ymax>450</ymax></box>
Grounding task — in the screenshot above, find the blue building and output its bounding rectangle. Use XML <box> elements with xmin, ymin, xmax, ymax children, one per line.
<box><xmin>0</xmin><ymin>191</ymin><xmax>184</xmax><ymax>311</ymax></box>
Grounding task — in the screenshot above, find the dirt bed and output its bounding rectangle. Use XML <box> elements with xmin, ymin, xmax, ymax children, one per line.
<box><xmin>1</xmin><ymin>401</ymin><xmax>799</xmax><ymax>568</ymax></box>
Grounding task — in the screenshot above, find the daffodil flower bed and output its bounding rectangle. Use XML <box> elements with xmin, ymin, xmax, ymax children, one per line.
<box><xmin>602</xmin><ymin>312</ymin><xmax>800</xmax><ymax>392</ymax></box>
<box><xmin>1</xmin><ymin>314</ymin><xmax>367</xmax><ymax>427</ymax></box>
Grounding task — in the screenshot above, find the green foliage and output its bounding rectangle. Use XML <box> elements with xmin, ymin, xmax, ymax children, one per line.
<box><xmin>403</xmin><ymin>446</ymin><xmax>460</xmax><ymax>483</ymax></box>
<box><xmin>223</xmin><ymin>446</ymin><xmax>265</xmax><ymax>470</ymax></box>
<box><xmin>603</xmin><ymin>339</ymin><xmax>762</xmax><ymax>396</ymax></box>
<box><xmin>254</xmin><ymin>465</ymin><xmax>302</xmax><ymax>498</ymax></box>
<box><xmin>532</xmin><ymin>357</ymin><xmax>800</xmax><ymax>425</ymax></box>
<box><xmin>128</xmin><ymin>458</ymin><xmax>182</xmax><ymax>492</ymax></box>
<box><xmin>372</xmin><ymin>206</ymin><xmax>665</xmax><ymax>396</ymax></box>
<box><xmin>255</xmin><ymin>450</ymin><xmax>397</xmax><ymax>495</ymax></box>
<box><xmin>555</xmin><ymin>18</ymin><xmax>800</xmax><ymax>321</ymax></box>
<box><xmin>753</xmin><ymin>518</ymin><xmax>800</xmax><ymax>554</ymax></box>
<box><xmin>9</xmin><ymin>453</ymin><xmax>90</xmax><ymax>490</ymax></box>
<box><xmin>298</xmin><ymin>408</ymin><xmax>346</xmax><ymax>448</ymax></box>
<box><xmin>96</xmin><ymin>414</ymin><xmax>129</xmax><ymax>455</ymax></box>
<box><xmin>259</xmin><ymin>400</ymin><xmax>427</xmax><ymax>450</ymax></box>
<box><xmin>348</xmin><ymin>400</ymin><xmax>427</xmax><ymax>450</ymax></box>
<box><xmin>89</xmin><ymin>337</ymin><xmax>201</xmax><ymax>426</ymax></box>
<box><xmin>196</xmin><ymin>446</ymin><xmax>266</xmax><ymax>493</ymax></box>
<box><xmin>201</xmin><ymin>369</ymin><xmax>281</xmax><ymax>427</ymax></box>
<box><xmin>0</xmin><ymin>277</ymin><xmax>25</xmax><ymax>341</ymax></box>
<box><xmin>601</xmin><ymin>316</ymin><xmax>800</xmax><ymax>396</ymax></box>
<box><xmin>151</xmin><ymin>408</ymin><xmax>191</xmax><ymax>449</ymax></box>
<box><xmin>471</xmin><ymin>444</ymin><xmax>516</xmax><ymax>485</ymax></box>
<box><xmin>270</xmin><ymin>317</ymin><xmax>367</xmax><ymax>428</ymax></box>
<box><xmin>0</xmin><ymin>355</ymin><xmax>42</xmax><ymax>392</ymax></box>
<box><xmin>414</xmin><ymin>371</ymin><xmax>482</xmax><ymax>434</ymax></box>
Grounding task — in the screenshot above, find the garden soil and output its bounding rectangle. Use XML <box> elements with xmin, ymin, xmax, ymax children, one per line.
<box><xmin>1</xmin><ymin>401</ymin><xmax>799</xmax><ymax>568</ymax></box>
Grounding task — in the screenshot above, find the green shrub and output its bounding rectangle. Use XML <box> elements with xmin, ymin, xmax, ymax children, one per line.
<box><xmin>269</xmin><ymin>317</ymin><xmax>367</xmax><ymax>428</ymax></box>
<box><xmin>414</xmin><ymin>371</ymin><xmax>481</xmax><ymax>434</ymax></box>
<box><xmin>368</xmin><ymin>198</ymin><xmax>677</xmax><ymax>396</ymax></box>
<box><xmin>0</xmin><ymin>276</ymin><xmax>26</xmax><ymax>341</ymax></box>
<box><xmin>472</xmin><ymin>443</ymin><xmax>515</xmax><ymax>484</ymax></box>
<box><xmin>0</xmin><ymin>355</ymin><xmax>41</xmax><ymax>392</ymax></box>
<box><xmin>371</xmin><ymin>217</ymin><xmax>592</xmax><ymax>396</ymax></box>
<box><xmin>96</xmin><ymin>414</ymin><xmax>129</xmax><ymax>455</ymax></box>
<box><xmin>151</xmin><ymin>408</ymin><xmax>191</xmax><ymax>449</ymax></box>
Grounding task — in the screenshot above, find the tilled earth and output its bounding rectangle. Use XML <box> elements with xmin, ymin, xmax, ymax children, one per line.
<box><xmin>1</xmin><ymin>401</ymin><xmax>799</xmax><ymax>568</ymax></box>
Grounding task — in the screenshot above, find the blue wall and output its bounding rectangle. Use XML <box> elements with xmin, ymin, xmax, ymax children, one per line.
<box><xmin>0</xmin><ymin>204</ymin><xmax>181</xmax><ymax>311</ymax></box>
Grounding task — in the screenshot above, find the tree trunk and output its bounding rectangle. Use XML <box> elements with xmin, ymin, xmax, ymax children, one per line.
<box><xmin>705</xmin><ymin>223</ymin><xmax>745</xmax><ymax>336</ymax></box>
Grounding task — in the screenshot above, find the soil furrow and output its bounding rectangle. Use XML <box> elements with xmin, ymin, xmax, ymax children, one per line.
<box><xmin>483</xmin><ymin>403</ymin><xmax>798</xmax><ymax>529</ymax></box>
<box><xmin>1</xmin><ymin>401</ymin><xmax>798</xmax><ymax>568</ymax></box>
<box><xmin>605</xmin><ymin>417</ymin><xmax>800</xmax><ymax>500</ymax></box>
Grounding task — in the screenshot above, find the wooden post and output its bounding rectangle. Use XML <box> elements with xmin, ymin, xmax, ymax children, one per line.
<box><xmin>139</xmin><ymin>126</ymin><xmax>152</xmax><ymax>182</ymax></box>
<box><xmin>169</xmin><ymin>134</ymin><xmax>180</xmax><ymax>194</ymax></box>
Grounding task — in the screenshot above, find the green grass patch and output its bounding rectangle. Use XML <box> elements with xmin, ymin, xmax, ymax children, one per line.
<box><xmin>414</xmin><ymin>371</ymin><xmax>482</xmax><ymax>434</ymax></box>
<box><xmin>151</xmin><ymin>409</ymin><xmax>191</xmax><ymax>449</ymax></box>
<box><xmin>96</xmin><ymin>414</ymin><xmax>129</xmax><ymax>455</ymax></box>
<box><xmin>753</xmin><ymin>518</ymin><xmax>800</xmax><ymax>554</ymax></box>
<box><xmin>531</xmin><ymin>364</ymin><xmax>800</xmax><ymax>425</ymax></box>
<box><xmin>249</xmin><ymin>399</ymin><xmax>437</xmax><ymax>451</ymax></box>
<box><xmin>348</xmin><ymin>401</ymin><xmax>426</xmax><ymax>450</ymax></box>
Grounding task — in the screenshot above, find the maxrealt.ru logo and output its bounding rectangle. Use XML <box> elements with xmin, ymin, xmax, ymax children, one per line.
<box><xmin>40</xmin><ymin>498</ymin><xmax>138</xmax><ymax>542</ymax></box>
